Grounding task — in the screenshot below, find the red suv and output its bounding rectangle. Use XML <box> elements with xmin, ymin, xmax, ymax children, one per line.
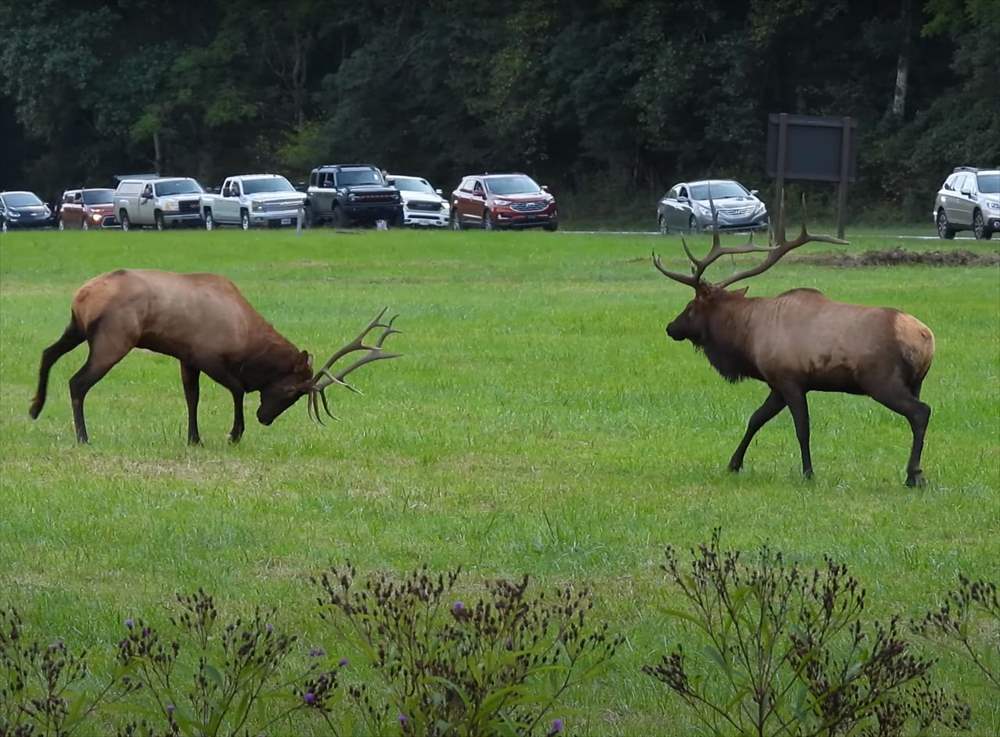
<box><xmin>451</xmin><ymin>173</ymin><xmax>558</xmax><ymax>231</ymax></box>
<box><xmin>58</xmin><ymin>188</ymin><xmax>117</xmax><ymax>230</ymax></box>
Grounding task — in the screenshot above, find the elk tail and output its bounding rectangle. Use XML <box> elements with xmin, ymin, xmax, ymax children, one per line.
<box><xmin>29</xmin><ymin>313</ymin><xmax>86</xmax><ymax>419</ymax></box>
<box><xmin>895</xmin><ymin>313</ymin><xmax>935</xmax><ymax>397</ymax></box>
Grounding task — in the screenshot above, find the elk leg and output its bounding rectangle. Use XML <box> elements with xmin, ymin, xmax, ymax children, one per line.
<box><xmin>228</xmin><ymin>389</ymin><xmax>245</xmax><ymax>443</ymax></box>
<box><xmin>869</xmin><ymin>389</ymin><xmax>931</xmax><ymax>487</ymax></box>
<box><xmin>728</xmin><ymin>390</ymin><xmax>786</xmax><ymax>472</ymax></box>
<box><xmin>30</xmin><ymin>317</ymin><xmax>85</xmax><ymax>419</ymax></box>
<box><xmin>780</xmin><ymin>385</ymin><xmax>813</xmax><ymax>479</ymax></box>
<box><xmin>68</xmin><ymin>333</ymin><xmax>132</xmax><ymax>444</ymax></box>
<box><xmin>180</xmin><ymin>363</ymin><xmax>202</xmax><ymax>445</ymax></box>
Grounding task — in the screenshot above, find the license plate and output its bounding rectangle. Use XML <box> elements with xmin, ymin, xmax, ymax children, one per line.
<box><xmin>281</xmin><ymin>218</ymin><xmax>291</xmax><ymax>225</ymax></box>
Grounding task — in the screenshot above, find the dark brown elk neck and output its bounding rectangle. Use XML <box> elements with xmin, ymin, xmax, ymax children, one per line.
<box><xmin>701</xmin><ymin>297</ymin><xmax>761</xmax><ymax>383</ymax></box>
<box><xmin>236</xmin><ymin>326</ymin><xmax>303</xmax><ymax>391</ymax></box>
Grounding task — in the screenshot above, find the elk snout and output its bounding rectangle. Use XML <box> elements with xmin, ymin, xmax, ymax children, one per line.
<box><xmin>666</xmin><ymin>320</ymin><xmax>684</xmax><ymax>341</ymax></box>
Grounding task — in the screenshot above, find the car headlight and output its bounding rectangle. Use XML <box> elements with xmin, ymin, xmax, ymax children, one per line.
<box><xmin>986</xmin><ymin>199</ymin><xmax>1000</xmax><ymax>210</ymax></box>
<box><xmin>252</xmin><ymin>200</ymin><xmax>263</xmax><ymax>211</ymax></box>
<box><xmin>348</xmin><ymin>193</ymin><xmax>357</xmax><ymax>202</ymax></box>
<box><xmin>441</xmin><ymin>201</ymin><xmax>450</xmax><ymax>211</ymax></box>
<box><xmin>8</xmin><ymin>211</ymin><xmax>20</xmax><ymax>218</ymax></box>
<box><xmin>92</xmin><ymin>213</ymin><xmax>103</xmax><ymax>223</ymax></box>
<box><xmin>494</xmin><ymin>198</ymin><xmax>512</xmax><ymax>206</ymax></box>
<box><xmin>162</xmin><ymin>199</ymin><xmax>179</xmax><ymax>212</ymax></box>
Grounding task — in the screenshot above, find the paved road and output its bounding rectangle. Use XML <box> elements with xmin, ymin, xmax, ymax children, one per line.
<box><xmin>561</xmin><ymin>230</ymin><xmax>979</xmax><ymax>240</ymax></box>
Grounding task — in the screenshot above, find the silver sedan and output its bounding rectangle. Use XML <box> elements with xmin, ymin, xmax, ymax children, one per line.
<box><xmin>657</xmin><ymin>179</ymin><xmax>769</xmax><ymax>233</ymax></box>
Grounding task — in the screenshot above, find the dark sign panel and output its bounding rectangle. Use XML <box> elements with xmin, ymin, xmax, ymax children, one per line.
<box><xmin>766</xmin><ymin>115</ymin><xmax>857</xmax><ymax>183</ymax></box>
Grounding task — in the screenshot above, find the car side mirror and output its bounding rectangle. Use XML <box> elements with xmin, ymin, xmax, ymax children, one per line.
<box><xmin>435</xmin><ymin>188</ymin><xmax>443</xmax><ymax>195</ymax></box>
<box><xmin>961</xmin><ymin>189</ymin><xmax>973</xmax><ymax>197</ymax></box>
<box><xmin>541</xmin><ymin>185</ymin><xmax>549</xmax><ymax>191</ymax></box>
<box><xmin>750</xmin><ymin>189</ymin><xmax>759</xmax><ymax>196</ymax></box>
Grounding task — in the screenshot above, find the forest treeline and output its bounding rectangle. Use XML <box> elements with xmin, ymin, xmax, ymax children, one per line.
<box><xmin>1</xmin><ymin>0</ymin><xmax>997</xmax><ymax>221</ymax></box>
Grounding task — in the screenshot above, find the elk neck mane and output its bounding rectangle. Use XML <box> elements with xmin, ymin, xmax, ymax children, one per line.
<box><xmin>236</xmin><ymin>323</ymin><xmax>303</xmax><ymax>391</ymax></box>
<box><xmin>697</xmin><ymin>294</ymin><xmax>760</xmax><ymax>383</ymax></box>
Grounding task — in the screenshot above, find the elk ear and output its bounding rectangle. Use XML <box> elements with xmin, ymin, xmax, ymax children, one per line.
<box><xmin>300</xmin><ymin>350</ymin><xmax>312</xmax><ymax>370</ymax></box>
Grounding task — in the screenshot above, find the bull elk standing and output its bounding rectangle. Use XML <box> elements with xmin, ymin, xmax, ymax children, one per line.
<box><xmin>652</xmin><ymin>201</ymin><xmax>935</xmax><ymax>486</ymax></box>
<box><xmin>29</xmin><ymin>269</ymin><xmax>401</xmax><ymax>443</ymax></box>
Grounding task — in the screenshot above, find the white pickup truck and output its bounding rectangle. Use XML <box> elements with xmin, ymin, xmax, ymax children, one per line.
<box><xmin>201</xmin><ymin>174</ymin><xmax>307</xmax><ymax>230</ymax></box>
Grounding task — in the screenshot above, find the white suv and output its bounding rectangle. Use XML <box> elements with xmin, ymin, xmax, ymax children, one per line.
<box><xmin>934</xmin><ymin>167</ymin><xmax>999</xmax><ymax>240</ymax></box>
<box><xmin>387</xmin><ymin>175</ymin><xmax>450</xmax><ymax>227</ymax></box>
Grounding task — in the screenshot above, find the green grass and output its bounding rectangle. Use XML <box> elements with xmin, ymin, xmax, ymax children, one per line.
<box><xmin>1</xmin><ymin>226</ymin><xmax>998</xmax><ymax>735</ymax></box>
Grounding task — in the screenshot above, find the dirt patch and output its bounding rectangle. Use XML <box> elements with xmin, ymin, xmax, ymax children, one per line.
<box><xmin>795</xmin><ymin>248</ymin><xmax>1000</xmax><ymax>268</ymax></box>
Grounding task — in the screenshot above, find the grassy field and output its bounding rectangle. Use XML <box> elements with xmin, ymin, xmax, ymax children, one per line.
<box><xmin>1</xmin><ymin>226</ymin><xmax>998</xmax><ymax>735</ymax></box>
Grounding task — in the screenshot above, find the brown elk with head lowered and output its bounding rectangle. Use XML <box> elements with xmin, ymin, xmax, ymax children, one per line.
<box><xmin>653</xmin><ymin>201</ymin><xmax>935</xmax><ymax>486</ymax></box>
<box><xmin>29</xmin><ymin>269</ymin><xmax>401</xmax><ymax>444</ymax></box>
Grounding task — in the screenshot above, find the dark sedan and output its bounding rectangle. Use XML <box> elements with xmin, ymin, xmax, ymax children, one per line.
<box><xmin>657</xmin><ymin>179</ymin><xmax>768</xmax><ymax>234</ymax></box>
<box><xmin>1</xmin><ymin>191</ymin><xmax>55</xmax><ymax>231</ymax></box>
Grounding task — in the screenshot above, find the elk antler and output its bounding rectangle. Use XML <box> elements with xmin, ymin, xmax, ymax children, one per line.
<box><xmin>714</xmin><ymin>195</ymin><xmax>847</xmax><ymax>288</ymax></box>
<box><xmin>307</xmin><ymin>308</ymin><xmax>402</xmax><ymax>424</ymax></box>
<box><xmin>652</xmin><ymin>201</ymin><xmax>773</xmax><ymax>288</ymax></box>
<box><xmin>652</xmin><ymin>196</ymin><xmax>847</xmax><ymax>289</ymax></box>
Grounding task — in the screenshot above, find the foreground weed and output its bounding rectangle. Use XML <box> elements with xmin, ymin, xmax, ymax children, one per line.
<box><xmin>314</xmin><ymin>563</ymin><xmax>621</xmax><ymax>736</ymax></box>
<box><xmin>914</xmin><ymin>576</ymin><xmax>999</xmax><ymax>691</ymax></box>
<box><xmin>0</xmin><ymin>607</ymin><xmax>135</xmax><ymax>737</ymax></box>
<box><xmin>115</xmin><ymin>590</ymin><xmax>337</xmax><ymax>737</ymax></box>
<box><xmin>643</xmin><ymin>531</ymin><xmax>970</xmax><ymax>737</ymax></box>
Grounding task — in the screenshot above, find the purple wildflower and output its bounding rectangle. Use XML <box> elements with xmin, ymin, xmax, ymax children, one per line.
<box><xmin>124</xmin><ymin>618</ymin><xmax>134</xmax><ymax>630</ymax></box>
<box><xmin>398</xmin><ymin>713</ymin><xmax>408</xmax><ymax>726</ymax></box>
<box><xmin>309</xmin><ymin>646</ymin><xmax>325</xmax><ymax>658</ymax></box>
<box><xmin>303</xmin><ymin>692</ymin><xmax>317</xmax><ymax>706</ymax></box>
<box><xmin>166</xmin><ymin>704</ymin><xmax>175</xmax><ymax>716</ymax></box>
<box><xmin>265</xmin><ymin>623</ymin><xmax>274</xmax><ymax>634</ymax></box>
<box><xmin>452</xmin><ymin>601</ymin><xmax>466</xmax><ymax>616</ymax></box>
<box><xmin>548</xmin><ymin>718</ymin><xmax>564</xmax><ymax>735</ymax></box>
<box><xmin>338</xmin><ymin>656</ymin><xmax>349</xmax><ymax>668</ymax></box>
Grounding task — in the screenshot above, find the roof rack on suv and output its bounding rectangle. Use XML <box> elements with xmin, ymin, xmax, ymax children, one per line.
<box><xmin>952</xmin><ymin>166</ymin><xmax>979</xmax><ymax>173</ymax></box>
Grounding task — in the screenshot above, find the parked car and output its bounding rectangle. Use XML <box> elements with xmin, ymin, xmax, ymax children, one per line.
<box><xmin>0</xmin><ymin>191</ymin><xmax>55</xmax><ymax>231</ymax></box>
<box><xmin>387</xmin><ymin>175</ymin><xmax>450</xmax><ymax>227</ymax></box>
<box><xmin>114</xmin><ymin>176</ymin><xmax>204</xmax><ymax>231</ymax></box>
<box><xmin>450</xmin><ymin>173</ymin><xmax>558</xmax><ymax>231</ymax></box>
<box><xmin>201</xmin><ymin>174</ymin><xmax>307</xmax><ymax>230</ymax></box>
<box><xmin>305</xmin><ymin>164</ymin><xmax>402</xmax><ymax>227</ymax></box>
<box><xmin>58</xmin><ymin>188</ymin><xmax>117</xmax><ymax>230</ymax></box>
<box><xmin>657</xmin><ymin>179</ymin><xmax>768</xmax><ymax>233</ymax></box>
<box><xmin>934</xmin><ymin>166</ymin><xmax>999</xmax><ymax>240</ymax></box>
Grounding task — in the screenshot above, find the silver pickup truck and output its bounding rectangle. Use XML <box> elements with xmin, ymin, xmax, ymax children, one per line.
<box><xmin>201</xmin><ymin>174</ymin><xmax>307</xmax><ymax>230</ymax></box>
<box><xmin>115</xmin><ymin>177</ymin><xmax>205</xmax><ymax>231</ymax></box>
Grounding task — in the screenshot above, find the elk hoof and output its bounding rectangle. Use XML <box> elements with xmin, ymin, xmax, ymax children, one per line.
<box><xmin>905</xmin><ymin>471</ymin><xmax>925</xmax><ymax>488</ymax></box>
<box><xmin>802</xmin><ymin>468</ymin><xmax>814</xmax><ymax>480</ymax></box>
<box><xmin>727</xmin><ymin>459</ymin><xmax>743</xmax><ymax>472</ymax></box>
<box><xmin>28</xmin><ymin>402</ymin><xmax>41</xmax><ymax>419</ymax></box>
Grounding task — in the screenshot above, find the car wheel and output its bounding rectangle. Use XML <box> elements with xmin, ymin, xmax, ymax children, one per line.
<box><xmin>483</xmin><ymin>211</ymin><xmax>495</xmax><ymax>231</ymax></box>
<box><xmin>204</xmin><ymin>210</ymin><xmax>214</xmax><ymax>231</ymax></box>
<box><xmin>154</xmin><ymin>212</ymin><xmax>166</xmax><ymax>231</ymax></box>
<box><xmin>82</xmin><ymin>218</ymin><xmax>89</xmax><ymax>231</ymax></box>
<box><xmin>1</xmin><ymin>219</ymin><xmax>7</xmax><ymax>233</ymax></box>
<box><xmin>240</xmin><ymin>209</ymin><xmax>251</xmax><ymax>230</ymax></box>
<box><xmin>331</xmin><ymin>205</ymin><xmax>346</xmax><ymax>229</ymax></box>
<box><xmin>936</xmin><ymin>209</ymin><xmax>955</xmax><ymax>240</ymax></box>
<box><xmin>451</xmin><ymin>211</ymin><xmax>463</xmax><ymax>231</ymax></box>
<box><xmin>972</xmin><ymin>210</ymin><xmax>990</xmax><ymax>240</ymax></box>
<box><xmin>543</xmin><ymin>222</ymin><xmax>559</xmax><ymax>232</ymax></box>
<box><xmin>688</xmin><ymin>214</ymin><xmax>698</xmax><ymax>233</ymax></box>
<box><xmin>658</xmin><ymin>216</ymin><xmax>668</xmax><ymax>235</ymax></box>
<box><xmin>58</xmin><ymin>219</ymin><xmax>65</xmax><ymax>231</ymax></box>
<box><xmin>120</xmin><ymin>211</ymin><xmax>131</xmax><ymax>232</ymax></box>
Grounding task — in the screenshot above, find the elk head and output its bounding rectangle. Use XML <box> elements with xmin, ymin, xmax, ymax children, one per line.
<box><xmin>256</xmin><ymin>308</ymin><xmax>402</xmax><ymax>426</ymax></box>
<box><xmin>653</xmin><ymin>197</ymin><xmax>846</xmax><ymax>346</ymax></box>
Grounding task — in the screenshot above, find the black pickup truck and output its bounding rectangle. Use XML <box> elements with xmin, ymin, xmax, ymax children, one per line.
<box><xmin>305</xmin><ymin>164</ymin><xmax>402</xmax><ymax>227</ymax></box>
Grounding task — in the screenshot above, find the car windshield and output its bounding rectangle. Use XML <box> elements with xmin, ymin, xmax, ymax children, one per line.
<box><xmin>338</xmin><ymin>168</ymin><xmax>384</xmax><ymax>186</ymax></box>
<box><xmin>82</xmin><ymin>189</ymin><xmax>114</xmax><ymax>205</ymax></box>
<box><xmin>242</xmin><ymin>177</ymin><xmax>295</xmax><ymax>194</ymax></box>
<box><xmin>393</xmin><ymin>177</ymin><xmax>435</xmax><ymax>194</ymax></box>
<box><xmin>4</xmin><ymin>192</ymin><xmax>43</xmax><ymax>207</ymax></box>
<box><xmin>485</xmin><ymin>175</ymin><xmax>541</xmax><ymax>195</ymax></box>
<box><xmin>977</xmin><ymin>173</ymin><xmax>1000</xmax><ymax>194</ymax></box>
<box><xmin>689</xmin><ymin>181</ymin><xmax>749</xmax><ymax>200</ymax></box>
<box><xmin>155</xmin><ymin>179</ymin><xmax>203</xmax><ymax>196</ymax></box>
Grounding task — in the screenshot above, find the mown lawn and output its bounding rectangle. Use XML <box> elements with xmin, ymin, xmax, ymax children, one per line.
<box><xmin>1</xmin><ymin>226</ymin><xmax>998</xmax><ymax>735</ymax></box>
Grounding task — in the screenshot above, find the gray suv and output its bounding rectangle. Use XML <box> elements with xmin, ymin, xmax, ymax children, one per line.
<box><xmin>934</xmin><ymin>166</ymin><xmax>999</xmax><ymax>240</ymax></box>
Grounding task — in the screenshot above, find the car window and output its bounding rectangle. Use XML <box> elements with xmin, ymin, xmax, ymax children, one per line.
<box><xmin>4</xmin><ymin>192</ymin><xmax>43</xmax><ymax>207</ymax></box>
<box><xmin>319</xmin><ymin>172</ymin><xmax>334</xmax><ymax>188</ymax></box>
<box><xmin>977</xmin><ymin>173</ymin><xmax>1000</xmax><ymax>194</ymax></box>
<box><xmin>459</xmin><ymin>178</ymin><xmax>472</xmax><ymax>193</ymax></box>
<box><xmin>472</xmin><ymin>180</ymin><xmax>484</xmax><ymax>196</ymax></box>
<box><xmin>484</xmin><ymin>175</ymin><xmax>540</xmax><ymax>195</ymax></box>
<box><xmin>242</xmin><ymin>177</ymin><xmax>294</xmax><ymax>194</ymax></box>
<box><xmin>142</xmin><ymin>184</ymin><xmax>153</xmax><ymax>197</ymax></box>
<box><xmin>63</xmin><ymin>192</ymin><xmax>76</xmax><ymax>203</ymax></box>
<box><xmin>668</xmin><ymin>186</ymin><xmax>679</xmax><ymax>199</ymax></box>
<box><xmin>679</xmin><ymin>186</ymin><xmax>689</xmax><ymax>199</ymax></box>
<box><xmin>82</xmin><ymin>189</ymin><xmax>113</xmax><ymax>205</ymax></box>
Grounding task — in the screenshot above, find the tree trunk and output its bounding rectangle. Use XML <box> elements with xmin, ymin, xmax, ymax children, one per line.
<box><xmin>153</xmin><ymin>130</ymin><xmax>163</xmax><ymax>175</ymax></box>
<box><xmin>891</xmin><ymin>0</ymin><xmax>913</xmax><ymax>119</ymax></box>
